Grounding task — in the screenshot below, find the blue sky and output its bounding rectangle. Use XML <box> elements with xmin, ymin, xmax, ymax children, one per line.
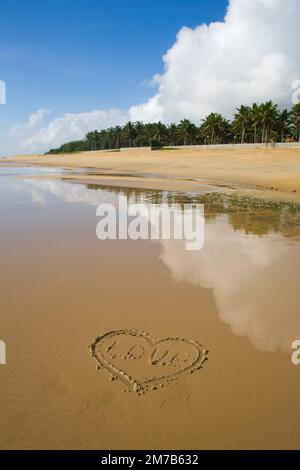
<box><xmin>0</xmin><ymin>1</ymin><xmax>227</xmax><ymax>130</ymax></box>
<box><xmin>1</xmin><ymin>0</ymin><xmax>299</xmax><ymax>155</ymax></box>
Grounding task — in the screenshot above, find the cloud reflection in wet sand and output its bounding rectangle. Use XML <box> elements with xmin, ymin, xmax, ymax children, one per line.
<box><xmin>158</xmin><ymin>220</ymin><xmax>300</xmax><ymax>352</ymax></box>
<box><xmin>21</xmin><ymin>178</ymin><xmax>300</xmax><ymax>353</ymax></box>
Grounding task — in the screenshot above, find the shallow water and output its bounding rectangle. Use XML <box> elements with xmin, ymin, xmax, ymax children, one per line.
<box><xmin>0</xmin><ymin>167</ymin><xmax>300</xmax><ymax>449</ymax></box>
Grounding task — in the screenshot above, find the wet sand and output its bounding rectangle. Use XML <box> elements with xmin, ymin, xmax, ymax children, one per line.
<box><xmin>0</xmin><ymin>170</ymin><xmax>300</xmax><ymax>449</ymax></box>
<box><xmin>4</xmin><ymin>146</ymin><xmax>300</xmax><ymax>204</ymax></box>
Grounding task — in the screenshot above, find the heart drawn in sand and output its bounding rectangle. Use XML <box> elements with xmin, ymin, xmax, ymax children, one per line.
<box><xmin>89</xmin><ymin>329</ymin><xmax>208</xmax><ymax>394</ymax></box>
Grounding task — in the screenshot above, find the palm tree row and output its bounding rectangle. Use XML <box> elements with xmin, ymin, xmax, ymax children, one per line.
<box><xmin>46</xmin><ymin>102</ymin><xmax>300</xmax><ymax>154</ymax></box>
<box><xmin>232</xmin><ymin>102</ymin><xmax>300</xmax><ymax>144</ymax></box>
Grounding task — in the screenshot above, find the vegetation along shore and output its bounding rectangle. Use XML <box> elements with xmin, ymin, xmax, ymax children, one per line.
<box><xmin>46</xmin><ymin>101</ymin><xmax>300</xmax><ymax>154</ymax></box>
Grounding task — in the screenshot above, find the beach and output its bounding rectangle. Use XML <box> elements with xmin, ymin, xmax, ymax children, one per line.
<box><xmin>0</xmin><ymin>163</ymin><xmax>299</xmax><ymax>449</ymax></box>
<box><xmin>1</xmin><ymin>146</ymin><xmax>300</xmax><ymax>450</ymax></box>
<box><xmin>5</xmin><ymin>146</ymin><xmax>300</xmax><ymax>204</ymax></box>
<box><xmin>2</xmin><ymin>0</ymin><xmax>300</xmax><ymax>457</ymax></box>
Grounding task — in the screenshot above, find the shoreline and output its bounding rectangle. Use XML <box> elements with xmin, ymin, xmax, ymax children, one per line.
<box><xmin>2</xmin><ymin>146</ymin><xmax>300</xmax><ymax>205</ymax></box>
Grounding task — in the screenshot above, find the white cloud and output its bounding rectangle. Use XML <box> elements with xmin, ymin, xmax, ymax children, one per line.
<box><xmin>129</xmin><ymin>0</ymin><xmax>300</xmax><ymax>122</ymax></box>
<box><xmin>22</xmin><ymin>109</ymin><xmax>128</xmax><ymax>151</ymax></box>
<box><xmin>137</xmin><ymin>74</ymin><xmax>160</xmax><ymax>89</ymax></box>
<box><xmin>8</xmin><ymin>0</ymin><xmax>300</xmax><ymax>153</ymax></box>
<box><xmin>8</xmin><ymin>108</ymin><xmax>50</xmax><ymax>137</ymax></box>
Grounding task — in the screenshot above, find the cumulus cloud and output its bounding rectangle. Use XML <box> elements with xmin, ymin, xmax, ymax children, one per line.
<box><xmin>8</xmin><ymin>108</ymin><xmax>50</xmax><ymax>137</ymax></box>
<box><xmin>22</xmin><ymin>109</ymin><xmax>128</xmax><ymax>151</ymax></box>
<box><xmin>130</xmin><ymin>0</ymin><xmax>300</xmax><ymax>122</ymax></box>
<box><xmin>10</xmin><ymin>0</ymin><xmax>300</xmax><ymax>152</ymax></box>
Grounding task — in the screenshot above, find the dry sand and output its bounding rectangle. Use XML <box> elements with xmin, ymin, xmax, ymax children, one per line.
<box><xmin>5</xmin><ymin>146</ymin><xmax>300</xmax><ymax>204</ymax></box>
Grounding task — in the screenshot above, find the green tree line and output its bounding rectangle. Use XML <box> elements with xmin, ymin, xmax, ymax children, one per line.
<box><xmin>46</xmin><ymin>101</ymin><xmax>300</xmax><ymax>154</ymax></box>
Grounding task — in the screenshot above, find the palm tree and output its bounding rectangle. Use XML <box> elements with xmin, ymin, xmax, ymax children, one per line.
<box><xmin>249</xmin><ymin>103</ymin><xmax>261</xmax><ymax>143</ymax></box>
<box><xmin>152</xmin><ymin>121</ymin><xmax>167</xmax><ymax>143</ymax></box>
<box><xmin>113</xmin><ymin>125</ymin><xmax>122</xmax><ymax>149</ymax></box>
<box><xmin>200</xmin><ymin>113</ymin><xmax>230</xmax><ymax>145</ymax></box>
<box><xmin>290</xmin><ymin>103</ymin><xmax>300</xmax><ymax>142</ymax></box>
<box><xmin>258</xmin><ymin>101</ymin><xmax>279</xmax><ymax>144</ymax></box>
<box><xmin>232</xmin><ymin>105</ymin><xmax>251</xmax><ymax>143</ymax></box>
<box><xmin>277</xmin><ymin>109</ymin><xmax>291</xmax><ymax>142</ymax></box>
<box><xmin>178</xmin><ymin>119</ymin><xmax>197</xmax><ymax>145</ymax></box>
<box><xmin>167</xmin><ymin>123</ymin><xmax>178</xmax><ymax>146</ymax></box>
<box><xmin>122</xmin><ymin>122</ymin><xmax>136</xmax><ymax>148</ymax></box>
<box><xmin>86</xmin><ymin>130</ymin><xmax>101</xmax><ymax>150</ymax></box>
